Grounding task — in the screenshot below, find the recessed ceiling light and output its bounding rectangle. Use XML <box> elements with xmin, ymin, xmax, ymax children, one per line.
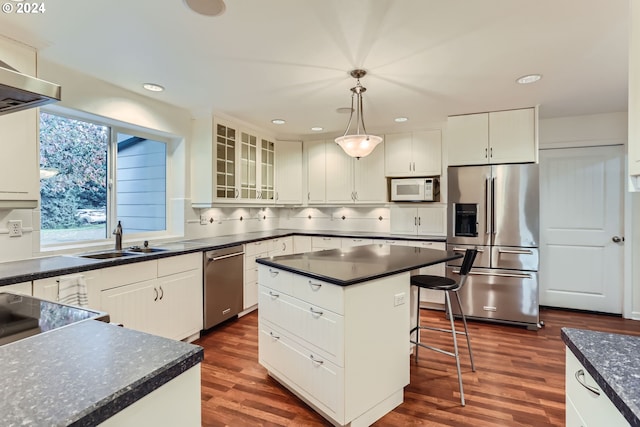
<box><xmin>516</xmin><ymin>74</ymin><xmax>542</xmax><ymax>84</ymax></box>
<box><xmin>143</xmin><ymin>83</ymin><xmax>164</xmax><ymax>92</ymax></box>
<box><xmin>394</xmin><ymin>117</ymin><xmax>408</xmax><ymax>123</ymax></box>
<box><xmin>183</xmin><ymin>0</ymin><xmax>226</xmax><ymax>16</ymax></box>
<box><xmin>311</xmin><ymin>127</ymin><xmax>323</xmax><ymax>131</ymax></box>
<box><xmin>271</xmin><ymin>119</ymin><xmax>286</xmax><ymax>125</ymax></box>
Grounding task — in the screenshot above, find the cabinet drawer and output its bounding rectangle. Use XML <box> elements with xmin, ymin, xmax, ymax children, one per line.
<box><xmin>99</xmin><ymin>260</ymin><xmax>157</xmax><ymax>291</ymax></box>
<box><xmin>341</xmin><ymin>238</ymin><xmax>373</xmax><ymax>248</ymax></box>
<box><xmin>258</xmin><ymin>321</ymin><xmax>344</xmax><ymax>421</ymax></box>
<box><xmin>311</xmin><ymin>236</ymin><xmax>341</xmax><ymax>250</ymax></box>
<box><xmin>157</xmin><ymin>253</ymin><xmax>201</xmax><ymax>277</ymax></box>
<box><xmin>245</xmin><ymin>240</ymin><xmax>271</xmax><ymax>256</ymax></box>
<box><xmin>259</xmin><ymin>285</ymin><xmax>344</xmax><ymax>366</ymax></box>
<box><xmin>291</xmin><ymin>274</ymin><xmax>344</xmax><ymax>315</ymax></box>
<box><xmin>565</xmin><ymin>349</ymin><xmax>629</xmax><ymax>426</ymax></box>
<box><xmin>491</xmin><ymin>246</ymin><xmax>538</xmax><ymax>271</ymax></box>
<box><xmin>269</xmin><ymin>237</ymin><xmax>294</xmax><ymax>256</ymax></box>
<box><xmin>257</xmin><ymin>265</ymin><xmax>293</xmax><ymax>295</ymax></box>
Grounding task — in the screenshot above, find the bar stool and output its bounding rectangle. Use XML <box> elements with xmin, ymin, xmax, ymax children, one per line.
<box><xmin>409</xmin><ymin>248</ymin><xmax>478</xmax><ymax>406</ymax></box>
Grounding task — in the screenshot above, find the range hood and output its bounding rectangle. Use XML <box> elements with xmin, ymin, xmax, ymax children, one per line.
<box><xmin>0</xmin><ymin>60</ymin><xmax>60</xmax><ymax>115</ymax></box>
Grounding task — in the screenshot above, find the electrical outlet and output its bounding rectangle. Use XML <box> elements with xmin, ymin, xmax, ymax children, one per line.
<box><xmin>393</xmin><ymin>292</ymin><xmax>405</xmax><ymax>307</ymax></box>
<box><xmin>8</xmin><ymin>220</ymin><xmax>22</xmax><ymax>237</ymax></box>
<box><xmin>200</xmin><ymin>215</ymin><xmax>208</xmax><ymax>225</ymax></box>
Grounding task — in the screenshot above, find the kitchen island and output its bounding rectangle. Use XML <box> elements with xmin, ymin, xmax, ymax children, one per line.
<box><xmin>256</xmin><ymin>244</ymin><xmax>461</xmax><ymax>427</ymax></box>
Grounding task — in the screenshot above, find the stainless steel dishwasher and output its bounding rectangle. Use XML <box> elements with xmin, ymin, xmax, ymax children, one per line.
<box><xmin>203</xmin><ymin>245</ymin><xmax>244</xmax><ymax>329</ymax></box>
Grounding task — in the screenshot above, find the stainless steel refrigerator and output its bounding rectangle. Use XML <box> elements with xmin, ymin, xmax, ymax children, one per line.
<box><xmin>446</xmin><ymin>163</ymin><xmax>540</xmax><ymax>329</ymax></box>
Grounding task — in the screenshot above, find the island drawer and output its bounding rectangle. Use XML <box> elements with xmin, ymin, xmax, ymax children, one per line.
<box><xmin>565</xmin><ymin>349</ymin><xmax>628</xmax><ymax>426</ymax></box>
<box><xmin>259</xmin><ymin>285</ymin><xmax>344</xmax><ymax>366</ymax></box>
<box><xmin>259</xmin><ymin>320</ymin><xmax>345</xmax><ymax>422</ymax></box>
<box><xmin>258</xmin><ymin>265</ymin><xmax>293</xmax><ymax>294</ymax></box>
<box><xmin>291</xmin><ymin>275</ymin><xmax>344</xmax><ymax>315</ymax></box>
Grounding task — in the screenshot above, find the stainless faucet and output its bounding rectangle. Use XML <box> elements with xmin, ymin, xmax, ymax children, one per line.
<box><xmin>113</xmin><ymin>221</ymin><xmax>123</xmax><ymax>251</ymax></box>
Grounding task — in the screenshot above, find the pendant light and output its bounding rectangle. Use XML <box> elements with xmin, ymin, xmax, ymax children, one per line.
<box><xmin>335</xmin><ymin>69</ymin><xmax>383</xmax><ymax>159</ymax></box>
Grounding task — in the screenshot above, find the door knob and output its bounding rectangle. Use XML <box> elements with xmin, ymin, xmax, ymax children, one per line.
<box><xmin>612</xmin><ymin>236</ymin><xmax>624</xmax><ymax>243</ymax></box>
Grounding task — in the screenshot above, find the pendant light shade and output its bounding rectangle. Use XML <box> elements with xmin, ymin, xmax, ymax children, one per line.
<box><xmin>335</xmin><ymin>69</ymin><xmax>382</xmax><ymax>159</ymax></box>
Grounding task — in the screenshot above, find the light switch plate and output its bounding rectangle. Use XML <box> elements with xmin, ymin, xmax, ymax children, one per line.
<box><xmin>393</xmin><ymin>292</ymin><xmax>405</xmax><ymax>307</ymax></box>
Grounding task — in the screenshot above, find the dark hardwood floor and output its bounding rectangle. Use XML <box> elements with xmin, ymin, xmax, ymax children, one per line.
<box><xmin>195</xmin><ymin>307</ymin><xmax>640</xmax><ymax>426</ymax></box>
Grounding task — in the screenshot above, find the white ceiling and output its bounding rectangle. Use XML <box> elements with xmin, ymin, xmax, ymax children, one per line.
<box><xmin>0</xmin><ymin>0</ymin><xmax>629</xmax><ymax>140</ymax></box>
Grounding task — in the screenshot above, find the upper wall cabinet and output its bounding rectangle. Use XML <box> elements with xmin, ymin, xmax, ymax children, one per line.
<box><xmin>191</xmin><ymin>116</ymin><xmax>276</xmax><ymax>207</ymax></box>
<box><xmin>384</xmin><ymin>130</ymin><xmax>441</xmax><ymax>177</ymax></box>
<box><xmin>629</xmin><ymin>1</ymin><xmax>640</xmax><ymax>189</ymax></box>
<box><xmin>306</xmin><ymin>140</ymin><xmax>386</xmax><ymax>204</ymax></box>
<box><xmin>0</xmin><ymin>37</ymin><xmax>39</xmax><ymax>208</ymax></box>
<box><xmin>447</xmin><ymin>107</ymin><xmax>538</xmax><ymax>166</ymax></box>
<box><xmin>274</xmin><ymin>140</ymin><xmax>303</xmax><ymax>205</ymax></box>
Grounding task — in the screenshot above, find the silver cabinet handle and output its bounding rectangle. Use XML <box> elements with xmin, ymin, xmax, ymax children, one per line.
<box><xmin>498</xmin><ymin>248</ymin><xmax>534</xmax><ymax>255</ymax></box>
<box><xmin>308</xmin><ymin>280</ymin><xmax>322</xmax><ymax>290</ymax></box>
<box><xmin>310</xmin><ymin>307</ymin><xmax>324</xmax><ymax>316</ymax></box>
<box><xmin>235</xmin><ymin>188</ymin><xmax>239</xmax><ymax>198</ymax></box>
<box><xmin>491</xmin><ymin>177</ymin><xmax>496</xmax><ymax>235</ymax></box>
<box><xmin>308</xmin><ymin>192</ymin><xmax>311</xmax><ymax>200</ymax></box>
<box><xmin>310</xmin><ymin>354</ymin><xmax>324</xmax><ymax>365</ymax></box>
<box><xmin>154</xmin><ymin>287</ymin><xmax>158</xmax><ymax>301</ymax></box>
<box><xmin>485</xmin><ymin>147</ymin><xmax>488</xmax><ymax>159</ymax></box>
<box><xmin>269</xmin><ymin>268</ymin><xmax>279</xmax><ymax>277</ymax></box>
<box><xmin>452</xmin><ymin>270</ymin><xmax>532</xmax><ymax>279</ymax></box>
<box><xmin>159</xmin><ymin>286</ymin><xmax>163</xmax><ymax>300</ymax></box>
<box><xmin>418</xmin><ymin>217</ymin><xmax>421</xmax><ymax>226</ymax></box>
<box><xmin>269</xmin><ymin>331</ymin><xmax>280</xmax><ymax>340</ymax></box>
<box><xmin>575</xmin><ymin>369</ymin><xmax>600</xmax><ymax>396</ymax></box>
<box><xmin>485</xmin><ymin>178</ymin><xmax>491</xmax><ymax>234</ymax></box>
<box><xmin>323</xmin><ymin>237</ymin><xmax>331</xmax><ymax>240</ymax></box>
<box><xmin>414</xmin><ymin>217</ymin><xmax>417</xmax><ymax>226</ymax></box>
<box><xmin>268</xmin><ymin>291</ymin><xmax>279</xmax><ymax>298</ymax></box>
<box><xmin>452</xmin><ymin>247</ymin><xmax>484</xmax><ymax>253</ymax></box>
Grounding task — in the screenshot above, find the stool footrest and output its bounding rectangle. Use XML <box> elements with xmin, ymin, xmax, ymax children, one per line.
<box><xmin>409</xmin><ymin>340</ymin><xmax>456</xmax><ymax>358</ymax></box>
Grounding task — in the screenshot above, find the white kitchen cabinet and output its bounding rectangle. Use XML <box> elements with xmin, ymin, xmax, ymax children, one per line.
<box><xmin>275</xmin><ymin>140</ymin><xmax>303</xmax><ymax>204</ymax></box>
<box><xmin>308</xmin><ymin>139</ymin><xmax>386</xmax><ymax>205</ymax></box>
<box><xmin>306</xmin><ymin>140</ymin><xmax>326</xmax><ymax>204</ymax></box>
<box><xmin>311</xmin><ymin>236</ymin><xmax>341</xmax><ymax>251</ymax></box>
<box><xmin>390</xmin><ymin>204</ymin><xmax>447</xmax><ymax>236</ymax></box>
<box><xmin>156</xmin><ymin>253</ymin><xmax>203</xmax><ymax>341</ymax></box>
<box><xmin>191</xmin><ymin>116</ymin><xmax>277</xmax><ymax>206</ymax></box>
<box><xmin>98</xmin><ymin>255</ymin><xmax>202</xmax><ymax>341</ymax></box>
<box><xmin>447</xmin><ymin>108</ymin><xmax>537</xmax><ymax>166</ymax></box>
<box><xmin>268</xmin><ymin>236</ymin><xmax>294</xmax><ymax>257</ymax></box>
<box><xmin>0</xmin><ymin>37</ymin><xmax>39</xmax><ymax>208</ymax></box>
<box><xmin>629</xmin><ymin>1</ymin><xmax>640</xmax><ymax>188</ymax></box>
<box><xmin>33</xmin><ymin>269</ymin><xmax>102</xmax><ymax>308</ymax></box>
<box><xmin>244</xmin><ymin>240</ymin><xmax>272</xmax><ymax>310</ymax></box>
<box><xmin>1</xmin><ymin>281</ymin><xmax>32</xmax><ymax>295</ymax></box>
<box><xmin>565</xmin><ymin>348</ymin><xmax>629</xmax><ymax>426</ymax></box>
<box><xmin>385</xmin><ymin>130</ymin><xmax>441</xmax><ymax>177</ymax></box>
<box><xmin>258</xmin><ymin>265</ymin><xmax>409</xmax><ymax>426</ymax></box>
<box><xmin>293</xmin><ymin>235</ymin><xmax>312</xmax><ymax>253</ymax></box>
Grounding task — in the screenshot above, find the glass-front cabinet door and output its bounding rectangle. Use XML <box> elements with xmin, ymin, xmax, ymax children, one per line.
<box><xmin>215</xmin><ymin>123</ymin><xmax>237</xmax><ymax>199</ymax></box>
<box><xmin>260</xmin><ymin>138</ymin><xmax>275</xmax><ymax>201</ymax></box>
<box><xmin>240</xmin><ymin>131</ymin><xmax>257</xmax><ymax>199</ymax></box>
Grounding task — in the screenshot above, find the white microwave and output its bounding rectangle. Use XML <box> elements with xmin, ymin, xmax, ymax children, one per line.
<box><xmin>390</xmin><ymin>178</ymin><xmax>439</xmax><ymax>202</ymax></box>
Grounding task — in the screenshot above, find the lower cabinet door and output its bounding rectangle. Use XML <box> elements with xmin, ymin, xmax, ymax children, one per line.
<box><xmin>100</xmin><ymin>279</ymin><xmax>161</xmax><ymax>336</ymax></box>
<box><xmin>258</xmin><ymin>321</ymin><xmax>344</xmax><ymax>422</ymax></box>
<box><xmin>157</xmin><ymin>269</ymin><xmax>203</xmax><ymax>341</ymax></box>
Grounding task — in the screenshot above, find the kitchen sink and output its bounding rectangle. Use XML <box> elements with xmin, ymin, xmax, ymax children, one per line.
<box><xmin>77</xmin><ymin>250</ymin><xmax>141</xmax><ymax>259</ymax></box>
<box><xmin>126</xmin><ymin>246</ymin><xmax>168</xmax><ymax>254</ymax></box>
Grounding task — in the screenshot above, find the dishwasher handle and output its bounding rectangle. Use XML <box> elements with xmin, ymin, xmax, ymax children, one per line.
<box><xmin>207</xmin><ymin>252</ymin><xmax>244</xmax><ymax>262</ymax></box>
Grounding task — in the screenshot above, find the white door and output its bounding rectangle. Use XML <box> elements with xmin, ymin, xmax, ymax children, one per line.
<box><xmin>539</xmin><ymin>145</ymin><xmax>624</xmax><ymax>313</ymax></box>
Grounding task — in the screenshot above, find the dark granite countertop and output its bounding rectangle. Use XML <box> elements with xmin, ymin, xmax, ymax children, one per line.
<box><xmin>0</xmin><ymin>229</ymin><xmax>446</xmax><ymax>287</ymax></box>
<box><xmin>0</xmin><ymin>319</ymin><xmax>203</xmax><ymax>426</ymax></box>
<box><xmin>561</xmin><ymin>328</ymin><xmax>640</xmax><ymax>426</ymax></box>
<box><xmin>256</xmin><ymin>243</ymin><xmax>461</xmax><ymax>286</ymax></box>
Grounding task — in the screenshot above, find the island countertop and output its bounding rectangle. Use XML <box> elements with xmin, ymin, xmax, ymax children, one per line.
<box><xmin>255</xmin><ymin>243</ymin><xmax>461</xmax><ymax>286</ymax></box>
<box><xmin>0</xmin><ymin>319</ymin><xmax>203</xmax><ymax>426</ymax></box>
<box><xmin>561</xmin><ymin>327</ymin><xmax>640</xmax><ymax>426</ymax></box>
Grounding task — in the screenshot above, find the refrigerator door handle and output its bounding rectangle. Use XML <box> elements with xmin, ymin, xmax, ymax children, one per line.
<box><xmin>491</xmin><ymin>177</ymin><xmax>496</xmax><ymax>235</ymax></box>
<box><xmin>452</xmin><ymin>247</ymin><xmax>485</xmax><ymax>253</ymax></box>
<box><xmin>498</xmin><ymin>248</ymin><xmax>534</xmax><ymax>255</ymax></box>
<box><xmin>451</xmin><ymin>269</ymin><xmax>532</xmax><ymax>279</ymax></box>
<box><xmin>485</xmin><ymin>178</ymin><xmax>491</xmax><ymax>235</ymax></box>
